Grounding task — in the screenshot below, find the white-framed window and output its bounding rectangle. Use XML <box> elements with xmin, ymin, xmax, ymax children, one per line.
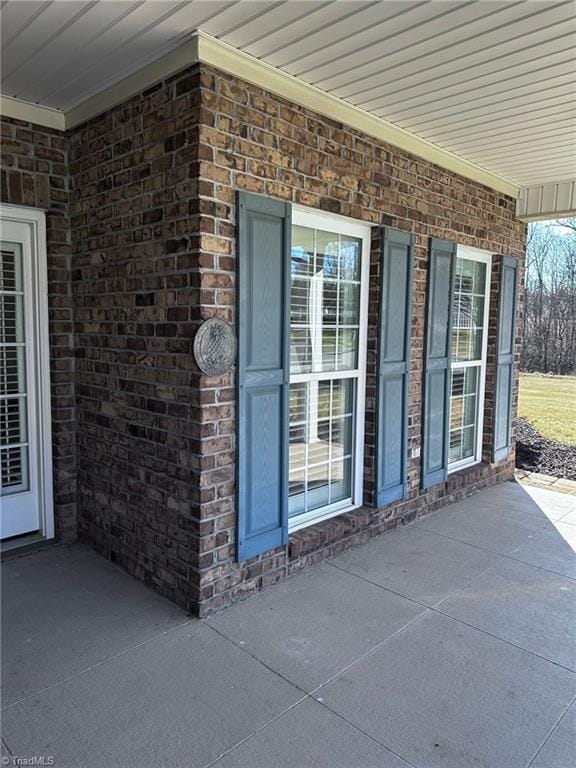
<box><xmin>288</xmin><ymin>207</ymin><xmax>370</xmax><ymax>532</ymax></box>
<box><xmin>448</xmin><ymin>245</ymin><xmax>492</xmax><ymax>472</ymax></box>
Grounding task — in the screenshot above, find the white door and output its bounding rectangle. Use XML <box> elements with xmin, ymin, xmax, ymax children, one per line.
<box><xmin>1</xmin><ymin>210</ymin><xmax>52</xmax><ymax>542</ymax></box>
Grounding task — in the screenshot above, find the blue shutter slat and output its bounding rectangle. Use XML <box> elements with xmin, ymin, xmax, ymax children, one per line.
<box><xmin>421</xmin><ymin>237</ymin><xmax>457</xmax><ymax>489</ymax></box>
<box><xmin>237</xmin><ymin>192</ymin><xmax>290</xmax><ymax>560</ymax></box>
<box><xmin>492</xmin><ymin>256</ymin><xmax>519</xmax><ymax>462</ymax></box>
<box><xmin>375</xmin><ymin>228</ymin><xmax>413</xmax><ymax>506</ymax></box>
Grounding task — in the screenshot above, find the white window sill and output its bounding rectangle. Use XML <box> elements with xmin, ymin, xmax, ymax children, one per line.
<box><xmin>288</xmin><ymin>499</ymin><xmax>360</xmax><ymax>534</ymax></box>
<box><xmin>447</xmin><ymin>457</ymin><xmax>482</xmax><ymax>475</ymax></box>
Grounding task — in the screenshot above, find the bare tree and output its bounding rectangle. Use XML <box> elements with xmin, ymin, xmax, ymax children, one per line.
<box><xmin>521</xmin><ymin>218</ymin><xmax>576</xmax><ymax>375</ymax></box>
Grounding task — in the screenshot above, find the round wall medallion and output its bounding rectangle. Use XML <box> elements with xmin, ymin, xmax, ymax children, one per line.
<box><xmin>193</xmin><ymin>317</ymin><xmax>237</xmax><ymax>377</ymax></box>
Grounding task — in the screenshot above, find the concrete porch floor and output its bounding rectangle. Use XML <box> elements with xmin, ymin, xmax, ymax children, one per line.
<box><xmin>2</xmin><ymin>482</ymin><xmax>575</xmax><ymax>768</ymax></box>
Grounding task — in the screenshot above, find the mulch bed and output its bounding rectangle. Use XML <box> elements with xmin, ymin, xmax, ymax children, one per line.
<box><xmin>515</xmin><ymin>417</ymin><xmax>576</xmax><ymax>481</ymax></box>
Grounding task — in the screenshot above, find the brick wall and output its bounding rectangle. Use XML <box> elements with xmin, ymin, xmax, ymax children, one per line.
<box><xmin>2</xmin><ymin>60</ymin><xmax>525</xmax><ymax>615</ymax></box>
<box><xmin>0</xmin><ymin>116</ymin><xmax>76</xmax><ymax>541</ymax></box>
<box><xmin>191</xmin><ymin>65</ymin><xmax>526</xmax><ymax>615</ymax></box>
<box><xmin>68</xmin><ymin>71</ymin><xmax>207</xmax><ymax>607</ymax></box>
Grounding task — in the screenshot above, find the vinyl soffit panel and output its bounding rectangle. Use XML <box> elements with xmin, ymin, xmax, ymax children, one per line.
<box><xmin>0</xmin><ymin>31</ymin><xmax>520</xmax><ymax>197</ymax></box>
<box><xmin>1</xmin><ymin>1</ymin><xmax>575</xmax><ymax>192</ymax></box>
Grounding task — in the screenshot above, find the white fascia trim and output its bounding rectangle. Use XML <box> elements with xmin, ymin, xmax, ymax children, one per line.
<box><xmin>517</xmin><ymin>179</ymin><xmax>576</xmax><ymax>221</ymax></box>
<box><xmin>1</xmin><ymin>32</ymin><xmax>520</xmax><ymax>198</ymax></box>
<box><xmin>517</xmin><ymin>210</ymin><xmax>576</xmax><ymax>223</ymax></box>
<box><xmin>65</xmin><ymin>36</ymin><xmax>200</xmax><ymax>129</ymax></box>
<box><xmin>0</xmin><ymin>94</ymin><xmax>65</xmax><ymax>131</ymax></box>
<box><xmin>1</xmin><ymin>36</ymin><xmax>201</xmax><ymax>133</ymax></box>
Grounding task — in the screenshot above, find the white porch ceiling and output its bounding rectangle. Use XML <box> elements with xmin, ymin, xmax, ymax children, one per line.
<box><xmin>1</xmin><ymin>0</ymin><xmax>575</xmax><ymax>188</ymax></box>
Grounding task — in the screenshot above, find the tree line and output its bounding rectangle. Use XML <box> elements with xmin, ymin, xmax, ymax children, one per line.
<box><xmin>521</xmin><ymin>218</ymin><xmax>576</xmax><ymax>375</ymax></box>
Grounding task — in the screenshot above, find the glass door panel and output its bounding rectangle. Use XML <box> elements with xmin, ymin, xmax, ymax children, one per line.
<box><xmin>1</xmin><ymin>234</ymin><xmax>42</xmax><ymax>541</ymax></box>
<box><xmin>0</xmin><ymin>244</ymin><xmax>29</xmax><ymax>497</ymax></box>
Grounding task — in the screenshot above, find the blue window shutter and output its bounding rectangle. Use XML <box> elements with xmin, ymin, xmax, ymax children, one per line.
<box><xmin>236</xmin><ymin>192</ymin><xmax>290</xmax><ymax>560</ymax></box>
<box><xmin>421</xmin><ymin>237</ymin><xmax>456</xmax><ymax>489</ymax></box>
<box><xmin>493</xmin><ymin>256</ymin><xmax>519</xmax><ymax>462</ymax></box>
<box><xmin>375</xmin><ymin>227</ymin><xmax>414</xmax><ymax>506</ymax></box>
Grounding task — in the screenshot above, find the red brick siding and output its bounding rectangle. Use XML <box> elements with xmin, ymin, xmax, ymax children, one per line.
<box><xmin>68</xmin><ymin>74</ymin><xmax>206</xmax><ymax>609</ymax></box>
<box><xmin>191</xmin><ymin>65</ymin><xmax>526</xmax><ymax>615</ymax></box>
<box><xmin>2</xmin><ymin>60</ymin><xmax>525</xmax><ymax>615</ymax></box>
<box><xmin>0</xmin><ymin>116</ymin><xmax>76</xmax><ymax>542</ymax></box>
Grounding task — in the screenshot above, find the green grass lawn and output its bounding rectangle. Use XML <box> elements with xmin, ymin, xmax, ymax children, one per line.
<box><xmin>518</xmin><ymin>373</ymin><xmax>576</xmax><ymax>446</ymax></box>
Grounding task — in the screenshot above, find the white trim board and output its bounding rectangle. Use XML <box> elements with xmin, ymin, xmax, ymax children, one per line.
<box><xmin>0</xmin><ymin>32</ymin><xmax>520</xmax><ymax>198</ymax></box>
<box><xmin>517</xmin><ymin>179</ymin><xmax>576</xmax><ymax>222</ymax></box>
<box><xmin>0</xmin><ymin>94</ymin><xmax>65</xmax><ymax>131</ymax></box>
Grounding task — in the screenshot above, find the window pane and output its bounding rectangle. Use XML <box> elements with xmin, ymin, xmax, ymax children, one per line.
<box><xmin>452</xmin><ymin>257</ymin><xmax>487</xmax><ymax>363</ymax></box>
<box><xmin>455</xmin><ymin>259</ymin><xmax>486</xmax><ymax>295</ymax></box>
<box><xmin>290</xmin><ymin>328</ymin><xmax>311</xmax><ymax>373</ymax></box>
<box><xmin>289</xmin><ymin>382</ymin><xmax>307</xmax><ymax>423</ymax></box>
<box><xmin>1</xmin><ymin>445</ymin><xmax>29</xmax><ymax>493</ymax></box>
<box><xmin>331</xmin><ymin>416</ymin><xmax>353</xmax><ymax>462</ymax></box>
<box><xmin>451</xmin><ymin>367</ymin><xmax>477</xmax><ymax>397</ymax></box>
<box><xmin>330</xmin><ymin>457</ymin><xmax>352</xmax><ymax>504</ymax></box>
<box><xmin>290</xmin><ymin>279</ymin><xmax>310</xmax><ymax>325</ymax></box>
<box><xmin>288</xmin><ymin>378</ymin><xmax>356</xmax><ymax>518</ymax></box>
<box><xmin>308</xmin><ymin>439</ymin><xmax>330</xmax><ymax>467</ymax></box>
<box><xmin>450</xmin><ymin>425</ymin><xmax>476</xmax><ymax>463</ymax></box>
<box><xmin>291</xmin><ymin>226</ymin><xmax>362</xmax><ymax>376</ymax></box>
<box><xmin>308</xmin><ymin>464</ymin><xmax>330</xmax><ymax>494</ymax></box>
<box><xmin>0</xmin><ymin>294</ymin><xmax>25</xmax><ymax>344</ymax></box>
<box><xmin>291</xmin><ymin>226</ymin><xmax>315</xmax><ymax>276</ymax></box>
<box><xmin>449</xmin><ymin>430</ymin><xmax>463</xmax><ymax>463</ymax></box>
<box><xmin>288</xmin><ymin>469</ymin><xmax>306</xmax><ymax>516</ymax></box>
<box><xmin>0</xmin><ymin>345</ymin><xmax>25</xmax><ymax>396</ymax></box>
<box><xmin>289</xmin><ymin>470</ymin><xmax>305</xmax><ymax>495</ymax></box>
<box><xmin>332</xmin><ymin>378</ymin><xmax>354</xmax><ymax>417</ymax></box>
<box><xmin>337</xmin><ymin>328</ymin><xmax>358</xmax><ymax>370</ymax></box>
<box><xmin>315</xmin><ymin>380</ymin><xmax>332</xmax><ymax>420</ymax></box>
<box><xmin>321</xmin><ymin>328</ymin><xmax>336</xmax><ymax>370</ymax></box>
<box><xmin>0</xmin><ymin>396</ymin><xmax>27</xmax><ymax>445</ymax></box>
<box><xmin>339</xmin><ymin>237</ymin><xmax>361</xmax><ymax>282</ymax></box>
<box><xmin>0</xmin><ymin>249</ymin><xmax>23</xmax><ymax>292</ymax></box>
<box><xmin>340</xmin><ymin>283</ymin><xmax>360</xmax><ymax>325</ymax></box>
<box><xmin>315</xmin><ymin>230</ymin><xmax>340</xmax><ymax>278</ymax></box>
<box><xmin>449</xmin><ymin>367</ymin><xmax>479</xmax><ymax>464</ymax></box>
<box><xmin>321</xmin><ymin>281</ymin><xmax>338</xmax><ymax>325</ymax></box>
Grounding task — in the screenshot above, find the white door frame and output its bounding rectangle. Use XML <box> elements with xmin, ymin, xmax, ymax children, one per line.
<box><xmin>1</xmin><ymin>204</ymin><xmax>54</xmax><ymax>542</ymax></box>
